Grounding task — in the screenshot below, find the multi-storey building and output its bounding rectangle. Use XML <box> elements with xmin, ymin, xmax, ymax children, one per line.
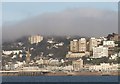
<box><xmin>93</xmin><ymin>46</ymin><xmax>108</xmax><ymax>58</ymax></box>
<box><xmin>70</xmin><ymin>39</ymin><xmax>79</xmax><ymax>52</ymax></box>
<box><xmin>89</xmin><ymin>37</ymin><xmax>98</xmax><ymax>51</ymax></box>
<box><xmin>79</xmin><ymin>38</ymin><xmax>86</xmax><ymax>52</ymax></box>
<box><xmin>72</xmin><ymin>59</ymin><xmax>83</xmax><ymax>71</ymax></box>
<box><xmin>88</xmin><ymin>63</ymin><xmax>119</xmax><ymax>72</ymax></box>
<box><xmin>28</xmin><ymin>35</ymin><xmax>43</xmax><ymax>44</ymax></box>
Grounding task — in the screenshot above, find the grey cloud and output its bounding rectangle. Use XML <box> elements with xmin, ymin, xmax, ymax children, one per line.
<box><xmin>2</xmin><ymin>8</ymin><xmax>118</xmax><ymax>41</ymax></box>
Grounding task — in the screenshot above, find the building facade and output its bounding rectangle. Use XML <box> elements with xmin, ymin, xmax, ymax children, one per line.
<box><xmin>89</xmin><ymin>37</ymin><xmax>98</xmax><ymax>51</ymax></box>
<box><xmin>70</xmin><ymin>39</ymin><xmax>79</xmax><ymax>52</ymax></box>
<box><xmin>88</xmin><ymin>63</ymin><xmax>118</xmax><ymax>72</ymax></box>
<box><xmin>79</xmin><ymin>38</ymin><xmax>86</xmax><ymax>52</ymax></box>
<box><xmin>93</xmin><ymin>46</ymin><xmax>108</xmax><ymax>58</ymax></box>
<box><xmin>103</xmin><ymin>41</ymin><xmax>115</xmax><ymax>48</ymax></box>
<box><xmin>72</xmin><ymin>59</ymin><xmax>83</xmax><ymax>71</ymax></box>
<box><xmin>28</xmin><ymin>35</ymin><xmax>43</xmax><ymax>44</ymax></box>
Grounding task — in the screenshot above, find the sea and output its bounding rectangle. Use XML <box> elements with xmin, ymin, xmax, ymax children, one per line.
<box><xmin>1</xmin><ymin>76</ymin><xmax>119</xmax><ymax>82</ymax></box>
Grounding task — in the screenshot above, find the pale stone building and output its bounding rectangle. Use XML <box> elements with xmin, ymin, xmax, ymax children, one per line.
<box><xmin>79</xmin><ymin>38</ymin><xmax>86</xmax><ymax>52</ymax></box>
<box><xmin>89</xmin><ymin>37</ymin><xmax>98</xmax><ymax>51</ymax></box>
<box><xmin>72</xmin><ymin>59</ymin><xmax>83</xmax><ymax>71</ymax></box>
<box><xmin>70</xmin><ymin>39</ymin><xmax>79</xmax><ymax>52</ymax></box>
<box><xmin>28</xmin><ymin>35</ymin><xmax>43</xmax><ymax>44</ymax></box>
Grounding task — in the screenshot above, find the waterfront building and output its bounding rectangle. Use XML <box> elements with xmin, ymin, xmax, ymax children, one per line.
<box><xmin>28</xmin><ymin>35</ymin><xmax>43</xmax><ymax>44</ymax></box>
<box><xmin>70</xmin><ymin>39</ymin><xmax>79</xmax><ymax>52</ymax></box>
<box><xmin>88</xmin><ymin>63</ymin><xmax>118</xmax><ymax>72</ymax></box>
<box><xmin>63</xmin><ymin>65</ymin><xmax>73</xmax><ymax>71</ymax></box>
<box><xmin>49</xmin><ymin>59</ymin><xmax>60</xmax><ymax>66</ymax></box>
<box><xmin>72</xmin><ymin>59</ymin><xmax>83</xmax><ymax>71</ymax></box>
<box><xmin>21</xmin><ymin>66</ymin><xmax>39</xmax><ymax>70</ymax></box>
<box><xmin>43</xmin><ymin>59</ymin><xmax>49</xmax><ymax>65</ymax></box>
<box><xmin>79</xmin><ymin>38</ymin><xmax>86</xmax><ymax>52</ymax></box>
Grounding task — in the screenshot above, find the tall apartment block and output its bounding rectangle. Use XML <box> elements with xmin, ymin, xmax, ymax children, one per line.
<box><xmin>70</xmin><ymin>39</ymin><xmax>79</xmax><ymax>52</ymax></box>
<box><xmin>28</xmin><ymin>35</ymin><xmax>43</xmax><ymax>44</ymax></box>
<box><xmin>89</xmin><ymin>37</ymin><xmax>98</xmax><ymax>51</ymax></box>
<box><xmin>79</xmin><ymin>38</ymin><xmax>86</xmax><ymax>52</ymax></box>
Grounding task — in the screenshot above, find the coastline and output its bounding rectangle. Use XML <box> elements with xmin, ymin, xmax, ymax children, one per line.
<box><xmin>0</xmin><ymin>71</ymin><xmax>119</xmax><ymax>76</ymax></box>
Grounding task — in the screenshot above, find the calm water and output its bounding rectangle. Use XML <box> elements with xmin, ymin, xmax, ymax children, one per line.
<box><xmin>2</xmin><ymin>76</ymin><xmax>119</xmax><ymax>82</ymax></box>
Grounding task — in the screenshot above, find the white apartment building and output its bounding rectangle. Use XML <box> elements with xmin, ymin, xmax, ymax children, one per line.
<box><xmin>88</xmin><ymin>63</ymin><xmax>118</xmax><ymax>72</ymax></box>
<box><xmin>72</xmin><ymin>59</ymin><xmax>83</xmax><ymax>71</ymax></box>
<box><xmin>103</xmin><ymin>41</ymin><xmax>115</xmax><ymax>48</ymax></box>
<box><xmin>70</xmin><ymin>39</ymin><xmax>79</xmax><ymax>52</ymax></box>
<box><xmin>89</xmin><ymin>37</ymin><xmax>98</xmax><ymax>51</ymax></box>
<box><xmin>79</xmin><ymin>38</ymin><xmax>86</xmax><ymax>52</ymax></box>
<box><xmin>28</xmin><ymin>35</ymin><xmax>43</xmax><ymax>44</ymax></box>
<box><xmin>62</xmin><ymin>65</ymin><xmax>73</xmax><ymax>71</ymax></box>
<box><xmin>93</xmin><ymin>46</ymin><xmax>108</xmax><ymax>58</ymax></box>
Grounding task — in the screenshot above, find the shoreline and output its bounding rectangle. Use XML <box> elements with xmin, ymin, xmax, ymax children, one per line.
<box><xmin>0</xmin><ymin>71</ymin><xmax>119</xmax><ymax>76</ymax></box>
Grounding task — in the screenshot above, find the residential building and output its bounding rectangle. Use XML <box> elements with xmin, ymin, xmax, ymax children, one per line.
<box><xmin>88</xmin><ymin>63</ymin><xmax>118</xmax><ymax>72</ymax></box>
<box><xmin>72</xmin><ymin>59</ymin><xmax>83</xmax><ymax>71</ymax></box>
<box><xmin>28</xmin><ymin>35</ymin><xmax>43</xmax><ymax>44</ymax></box>
<box><xmin>93</xmin><ymin>46</ymin><xmax>108</xmax><ymax>58</ymax></box>
<box><xmin>79</xmin><ymin>38</ymin><xmax>86</xmax><ymax>52</ymax></box>
<box><xmin>70</xmin><ymin>39</ymin><xmax>79</xmax><ymax>52</ymax></box>
<box><xmin>103</xmin><ymin>41</ymin><xmax>115</xmax><ymax>48</ymax></box>
<box><xmin>89</xmin><ymin>37</ymin><xmax>98</xmax><ymax>51</ymax></box>
<box><xmin>63</xmin><ymin>65</ymin><xmax>73</xmax><ymax>71</ymax></box>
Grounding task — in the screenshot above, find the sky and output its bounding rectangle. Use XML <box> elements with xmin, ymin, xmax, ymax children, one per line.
<box><xmin>1</xmin><ymin>2</ymin><xmax>118</xmax><ymax>41</ymax></box>
<box><xmin>2</xmin><ymin>2</ymin><xmax>118</xmax><ymax>25</ymax></box>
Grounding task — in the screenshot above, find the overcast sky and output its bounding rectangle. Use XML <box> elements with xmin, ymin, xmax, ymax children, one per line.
<box><xmin>2</xmin><ymin>2</ymin><xmax>118</xmax><ymax>41</ymax></box>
